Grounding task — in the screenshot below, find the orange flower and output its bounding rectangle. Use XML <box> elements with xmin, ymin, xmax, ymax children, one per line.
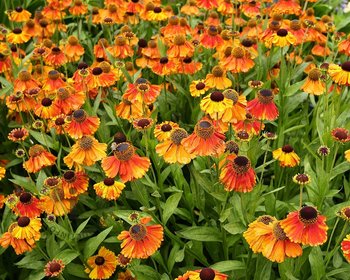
<box><xmin>270</xmin><ymin>0</ymin><xmax>301</xmax><ymax>16</ymax></box>
<box><xmin>221</xmin><ymin>89</ymin><xmax>247</xmax><ymax>123</ymax></box>
<box><xmin>341</xmin><ymin>234</ymin><xmax>350</xmax><ymax>263</ymax></box>
<box><xmin>247</xmin><ymin>89</ymin><xmax>279</xmax><ymax>121</ymax></box>
<box><xmin>65</xmin><ymin>109</ymin><xmax>100</xmax><ymax>139</ymax></box>
<box><xmin>331</xmin><ymin>128</ymin><xmax>350</xmax><ymax>143</ymax></box>
<box><xmin>44</xmin><ymin>259</ymin><xmax>65</xmax><ymax>278</ymax></box>
<box><xmin>14</xmin><ymin>71</ymin><xmax>40</xmax><ymax>92</ymax></box>
<box><xmin>338</xmin><ymin>34</ymin><xmax>350</xmax><ymax>56</ymax></box>
<box><xmin>244</xmin><ymin>217</ymin><xmax>302</xmax><ymax>263</ymax></box>
<box><xmin>116</xmin><ymin>99</ymin><xmax>144</xmax><ymax>120</ymax></box>
<box><xmin>123</xmin><ymin>78</ymin><xmax>161</xmax><ymax>104</ymax></box>
<box><xmin>43</xmin><ymin>70</ymin><xmax>67</xmax><ymax>91</ymax></box>
<box><xmin>7</xmin><ymin>28</ymin><xmax>31</xmax><ymax>44</ymax></box>
<box><xmin>101</xmin><ymin>142</ymin><xmax>150</xmax><ymax>182</ymax></box>
<box><xmin>45</xmin><ymin>47</ymin><xmax>67</xmax><ymax>67</ymax></box>
<box><xmin>34</xmin><ymin>97</ymin><xmax>61</xmax><ymax>119</ymax></box>
<box><xmin>8</xmin><ymin>128</ymin><xmax>29</xmax><ymax>142</ymax></box>
<box><xmin>23</xmin><ymin>145</ymin><xmax>57</xmax><ymax>173</ymax></box>
<box><xmin>269</xmin><ymin>29</ymin><xmax>296</xmax><ymax>48</ymax></box>
<box><xmin>328</xmin><ymin>62</ymin><xmax>350</xmax><ymax>86</ymax></box>
<box><xmin>63</xmin><ymin>36</ymin><xmax>85</xmax><ymax>62</ymax></box>
<box><xmin>205</xmin><ymin>66</ymin><xmax>232</xmax><ymax>90</ymax></box>
<box><xmin>272</xmin><ymin>145</ymin><xmax>300</xmax><ymax>167</ymax></box>
<box><xmin>182</xmin><ymin>119</ymin><xmax>226</xmax><ymax>157</ymax></box>
<box><xmin>221</xmin><ymin>46</ymin><xmax>255</xmax><ymax>73</ymax></box>
<box><xmin>14</xmin><ymin>192</ymin><xmax>42</xmax><ymax>218</ymax></box>
<box><xmin>156</xmin><ymin>128</ymin><xmax>194</xmax><ymax>164</ymax></box>
<box><xmin>220</xmin><ymin>156</ymin><xmax>256</xmax><ymax>192</ymax></box>
<box><xmin>154</xmin><ymin>121</ymin><xmax>180</xmax><ymax>142</ymax></box>
<box><xmin>241</xmin><ymin>1</ymin><xmax>261</xmax><ymax>18</ymax></box>
<box><xmin>8</xmin><ymin>6</ymin><xmax>32</xmax><ymax>22</ymax></box>
<box><xmin>176</xmin><ymin>268</ymin><xmax>228</xmax><ymax>280</ymax></box>
<box><xmin>197</xmin><ymin>0</ymin><xmax>218</xmax><ymax>9</ymax></box>
<box><xmin>85</xmin><ymin>246</ymin><xmax>118</xmax><ymax>280</ymax></box>
<box><xmin>0</xmin><ymin>224</ymin><xmax>35</xmax><ymax>255</ymax></box>
<box><xmin>117</xmin><ymin>217</ymin><xmax>163</xmax><ymax>259</ymax></box>
<box><xmin>86</xmin><ymin>65</ymin><xmax>117</xmax><ymax>89</ymax></box>
<box><xmin>107</xmin><ymin>36</ymin><xmax>134</xmax><ymax>59</ymax></box>
<box><xmin>200</xmin><ymin>91</ymin><xmax>233</xmax><ymax>119</ymax></box>
<box><xmin>151</xmin><ymin>57</ymin><xmax>176</xmax><ymax>76</ymax></box>
<box><xmin>280</xmin><ymin>206</ymin><xmax>328</xmax><ymax>246</ymax></box>
<box><xmin>93</xmin><ymin>178</ymin><xmax>126</xmax><ymax>200</ymax></box>
<box><xmin>167</xmin><ymin>35</ymin><xmax>194</xmax><ymax>58</ymax></box>
<box><xmin>200</xmin><ymin>26</ymin><xmax>224</xmax><ymax>49</ymax></box>
<box><xmin>177</xmin><ymin>57</ymin><xmax>202</xmax><ymax>75</ymax></box>
<box><xmin>64</xmin><ymin>136</ymin><xmax>107</xmax><ymax>168</ymax></box>
<box><xmin>189</xmin><ymin>80</ymin><xmax>209</xmax><ymax>97</ymax></box>
<box><xmin>300</xmin><ymin>68</ymin><xmax>325</xmax><ymax>95</ymax></box>
<box><xmin>69</xmin><ymin>0</ymin><xmax>88</xmax><ymax>15</ymax></box>
<box><xmin>62</xmin><ymin>170</ymin><xmax>89</xmax><ymax>199</ymax></box>
<box><xmin>56</xmin><ymin>86</ymin><xmax>85</xmax><ymax>115</ymax></box>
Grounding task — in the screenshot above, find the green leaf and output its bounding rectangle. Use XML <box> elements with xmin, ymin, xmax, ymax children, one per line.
<box><xmin>176</xmin><ymin>226</ymin><xmax>222</xmax><ymax>242</ymax></box>
<box><xmin>83</xmin><ymin>227</ymin><xmax>113</xmax><ymax>259</ymax></box>
<box><xmin>75</xmin><ymin>217</ymin><xmax>91</xmax><ymax>236</ymax></box>
<box><xmin>54</xmin><ymin>249</ymin><xmax>79</xmax><ymax>264</ymax></box>
<box><xmin>65</xmin><ymin>263</ymin><xmax>89</xmax><ymax>278</ymax></box>
<box><xmin>9</xmin><ymin>173</ymin><xmax>37</xmax><ymax>194</ymax></box>
<box><xmin>162</xmin><ymin>192</ymin><xmax>182</xmax><ymax>224</ymax></box>
<box><xmin>210</xmin><ymin>260</ymin><xmax>245</xmax><ymax>272</ymax></box>
<box><xmin>46</xmin><ymin>234</ymin><xmax>60</xmax><ymax>259</ymax></box>
<box><xmin>309</xmin><ymin>247</ymin><xmax>325</xmax><ymax>280</ymax></box>
<box><xmin>223</xmin><ymin>222</ymin><xmax>246</xmax><ymax>235</ymax></box>
<box><xmin>29</xmin><ymin>130</ymin><xmax>55</xmax><ymax>149</ymax></box>
<box><xmin>254</xmin><ymin>255</ymin><xmax>272</xmax><ymax>280</ymax></box>
<box><xmin>130</xmin><ymin>265</ymin><xmax>160</xmax><ymax>280</ymax></box>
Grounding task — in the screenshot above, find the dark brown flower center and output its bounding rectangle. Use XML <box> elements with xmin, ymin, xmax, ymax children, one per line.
<box><xmin>48</xmin><ymin>70</ymin><xmax>60</xmax><ymax>80</ymax></box>
<box><xmin>46</xmin><ymin>177</ymin><xmax>60</xmax><ymax>187</ymax></box>
<box><xmin>257</xmin><ymin>215</ymin><xmax>274</xmax><ymax>225</ymax></box>
<box><xmin>20</xmin><ymin>192</ymin><xmax>32</xmax><ymax>204</ymax></box>
<box><xmin>233</xmin><ymin>156</ymin><xmax>250</xmax><ymax>174</ymax></box>
<box><xmin>41</xmin><ymin>98</ymin><xmax>52</xmax><ymax>107</ymax></box>
<box><xmin>232</xmin><ymin>46</ymin><xmax>244</xmax><ymax>58</ymax></box>
<box><xmin>196</xmin><ymin>82</ymin><xmax>206</xmax><ymax>90</ymax></box>
<box><xmin>51</xmin><ymin>47</ymin><xmax>61</xmax><ymax>54</ymax></box>
<box><xmin>334</xmin><ymin>130</ymin><xmax>348</xmax><ymax>140</ymax></box>
<box><xmin>241</xmin><ymin>39</ymin><xmax>253</xmax><ymax>47</ymax></box>
<box><xmin>95</xmin><ymin>256</ymin><xmax>105</xmax><ymax>266</ymax></box>
<box><xmin>49</xmin><ymin>262</ymin><xmax>62</xmax><ymax>273</ymax></box>
<box><xmin>161</xmin><ymin>124</ymin><xmax>172</xmax><ymax>132</ymax></box>
<box><xmin>295</xmin><ymin>174</ymin><xmax>309</xmax><ymax>183</ymax></box>
<box><xmin>73</xmin><ymin>109</ymin><xmax>87</xmax><ymax>123</ymax></box>
<box><xmin>138</xmin><ymin>39</ymin><xmax>148</xmax><ymax>48</ymax></box>
<box><xmin>258</xmin><ymin>89</ymin><xmax>273</xmax><ymax>104</ymax></box>
<box><xmin>114</xmin><ymin>132</ymin><xmax>127</xmax><ymax>144</ymax></box>
<box><xmin>299</xmin><ymin>206</ymin><xmax>318</xmax><ymax>224</ymax></box>
<box><xmin>92</xmin><ymin>67</ymin><xmax>103</xmax><ymax>75</ymax></box>
<box><xmin>199</xmin><ymin>268</ymin><xmax>215</xmax><ymax>280</ymax></box>
<box><xmin>308</xmin><ymin>69</ymin><xmax>321</xmax><ymax>81</ymax></box>
<box><xmin>104</xmin><ymin>178</ymin><xmax>115</xmax><ymax>186</ymax></box>
<box><xmin>344</xmin><ymin>208</ymin><xmax>350</xmax><ymax>218</ymax></box>
<box><xmin>195</xmin><ymin>121</ymin><xmax>214</xmax><ymax>139</ymax></box>
<box><xmin>13</xmin><ymin>129</ymin><xmax>25</xmax><ymax>138</ymax></box>
<box><xmin>15</xmin><ymin>6</ymin><xmax>23</xmax><ymax>12</ymax></box>
<box><xmin>63</xmin><ymin>170</ymin><xmax>76</xmax><ymax>182</ymax></box>
<box><xmin>153</xmin><ymin>7</ymin><xmax>162</xmax><ymax>13</ymax></box>
<box><xmin>210</xmin><ymin>91</ymin><xmax>224</xmax><ymax>102</ymax></box>
<box><xmin>55</xmin><ymin>117</ymin><xmax>65</xmax><ymax>126</ymax></box>
<box><xmin>137</xmin><ymin>119</ymin><xmax>151</xmax><ymax>128</ymax></box>
<box><xmin>129</xmin><ymin>224</ymin><xmax>147</xmax><ymax>240</ymax></box>
<box><xmin>341</xmin><ymin>62</ymin><xmax>350</xmax><ymax>72</ymax></box>
<box><xmin>212</xmin><ymin>66</ymin><xmax>224</xmax><ymax>77</ymax></box>
<box><xmin>282</xmin><ymin>145</ymin><xmax>294</xmax><ymax>153</ymax></box>
<box><xmin>115</xmin><ymin>142</ymin><xmax>134</xmax><ymax>161</ymax></box>
<box><xmin>13</xmin><ymin>28</ymin><xmax>22</xmax><ymax>34</ymax></box>
<box><xmin>18</xmin><ymin>216</ymin><xmax>30</xmax><ymax>227</ymax></box>
<box><xmin>160</xmin><ymin>57</ymin><xmax>169</xmax><ymax>64</ymax></box>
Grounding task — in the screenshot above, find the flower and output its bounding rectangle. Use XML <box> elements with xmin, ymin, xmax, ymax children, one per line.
<box><xmin>156</xmin><ymin>128</ymin><xmax>194</xmax><ymax>164</ymax></box>
<box><xmin>7</xmin><ymin>28</ymin><xmax>31</xmax><ymax>44</ymax></box>
<box><xmin>133</xmin><ymin>118</ymin><xmax>154</xmax><ymax>131</ymax></box>
<box><xmin>101</xmin><ymin>142</ymin><xmax>150</xmax><ymax>182</ymax></box>
<box><xmin>65</xmin><ymin>109</ymin><xmax>100</xmax><ymax>139</ymax></box>
<box><xmin>328</xmin><ymin>62</ymin><xmax>350</xmax><ymax>85</ymax></box>
<box><xmin>345</xmin><ymin>149</ymin><xmax>350</xmax><ymax>162</ymax></box>
<box><xmin>189</xmin><ymin>80</ymin><xmax>208</xmax><ymax>97</ymax></box>
<box><xmin>94</xmin><ymin>178</ymin><xmax>126</xmax><ymax>200</ymax></box>
<box><xmin>117</xmin><ymin>270</ymin><xmax>136</xmax><ymax>280</ymax></box>
<box><xmin>220</xmin><ymin>156</ymin><xmax>256</xmax><ymax>192</ymax></box>
<box><xmin>247</xmin><ymin>89</ymin><xmax>279</xmax><ymax>121</ymax></box>
<box><xmin>317</xmin><ymin>145</ymin><xmax>330</xmax><ymax>156</ymax></box>
<box><xmin>221</xmin><ymin>89</ymin><xmax>247</xmax><ymax>123</ymax></box>
<box><xmin>300</xmin><ymin>68</ymin><xmax>325</xmax><ymax>95</ymax></box>
<box><xmin>175</xmin><ymin>267</ymin><xmax>228</xmax><ymax>280</ymax></box>
<box><xmin>64</xmin><ymin>35</ymin><xmax>85</xmax><ymax>62</ymax></box>
<box><xmin>117</xmin><ymin>217</ymin><xmax>163</xmax><ymax>259</ymax></box>
<box><xmin>338</xmin><ymin>206</ymin><xmax>350</xmax><ymax>221</ymax></box>
<box><xmin>269</xmin><ymin>29</ymin><xmax>296</xmax><ymax>47</ymax></box>
<box><xmin>45</xmin><ymin>47</ymin><xmax>67</xmax><ymax>67</ymax></box>
<box><xmin>8</xmin><ymin>128</ymin><xmax>29</xmax><ymax>142</ymax></box>
<box><xmin>341</xmin><ymin>234</ymin><xmax>350</xmax><ymax>262</ymax></box>
<box><xmin>273</xmin><ymin>145</ymin><xmax>300</xmax><ymax>167</ymax></box>
<box><xmin>14</xmin><ymin>192</ymin><xmax>42</xmax><ymax>218</ymax></box>
<box><xmin>205</xmin><ymin>66</ymin><xmax>232</xmax><ymax>90</ymax></box>
<box><xmin>8</xmin><ymin>6</ymin><xmax>31</xmax><ymax>22</ymax></box>
<box><xmin>331</xmin><ymin>128</ymin><xmax>350</xmax><ymax>143</ymax></box>
<box><xmin>11</xmin><ymin>216</ymin><xmax>42</xmax><ymax>241</ymax></box>
<box><xmin>23</xmin><ymin>145</ymin><xmax>57</xmax><ymax>173</ymax></box>
<box><xmin>200</xmin><ymin>91</ymin><xmax>233</xmax><ymax>119</ymax></box>
<box><xmin>221</xmin><ymin>46</ymin><xmax>255</xmax><ymax>73</ymax></box>
<box><xmin>85</xmin><ymin>246</ymin><xmax>118</xmax><ymax>280</ymax></box>
<box><xmin>34</xmin><ymin>97</ymin><xmax>61</xmax><ymax>119</ymax></box>
<box><xmin>0</xmin><ymin>224</ymin><xmax>35</xmax><ymax>255</ymax></box>
<box><xmin>64</xmin><ymin>136</ymin><xmax>107</xmax><ymax>169</ymax></box>
<box><xmin>182</xmin><ymin>119</ymin><xmax>226</xmax><ymax>157</ymax></box>
<box><xmin>62</xmin><ymin>170</ymin><xmax>89</xmax><ymax>199</ymax></box>
<box><xmin>154</xmin><ymin>121</ymin><xmax>180</xmax><ymax>142</ymax></box>
<box><xmin>293</xmin><ymin>173</ymin><xmax>311</xmax><ymax>185</ymax></box>
<box><xmin>44</xmin><ymin>259</ymin><xmax>65</xmax><ymax>278</ymax></box>
<box><xmin>280</xmin><ymin>206</ymin><xmax>328</xmax><ymax>246</ymax></box>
